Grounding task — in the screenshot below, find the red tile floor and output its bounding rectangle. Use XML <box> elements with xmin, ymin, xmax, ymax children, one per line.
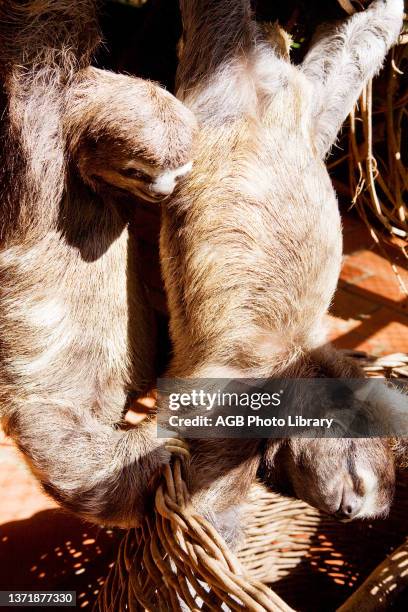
<box><xmin>0</xmin><ymin>213</ymin><xmax>407</xmax><ymax>607</ymax></box>
<box><xmin>328</xmin><ymin>214</ymin><xmax>408</xmax><ymax>355</ymax></box>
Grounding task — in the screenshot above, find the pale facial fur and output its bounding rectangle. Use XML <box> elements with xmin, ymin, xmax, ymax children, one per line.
<box><xmin>160</xmin><ymin>0</ymin><xmax>405</xmax><ymax>543</ymax></box>
<box><xmin>261</xmin><ymin>438</ymin><xmax>395</xmax><ymax>521</ymax></box>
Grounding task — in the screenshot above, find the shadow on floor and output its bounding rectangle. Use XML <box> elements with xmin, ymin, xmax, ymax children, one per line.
<box><xmin>0</xmin><ymin>509</ymin><xmax>122</xmax><ymax>609</ymax></box>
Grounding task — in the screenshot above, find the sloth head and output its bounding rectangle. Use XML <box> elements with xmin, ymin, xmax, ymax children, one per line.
<box><xmin>258</xmin><ymin>349</ymin><xmax>403</xmax><ymax>520</ymax></box>
<box><xmin>260</xmin><ymin>437</ymin><xmax>395</xmax><ymax>521</ymax></box>
<box><xmin>68</xmin><ymin>69</ymin><xmax>197</xmax><ymax>202</ymax></box>
<box><xmin>77</xmin><ymin>139</ymin><xmax>194</xmax><ymax>202</ymax></box>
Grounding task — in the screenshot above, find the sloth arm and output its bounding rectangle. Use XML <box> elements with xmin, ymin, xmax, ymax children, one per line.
<box><xmin>301</xmin><ymin>0</ymin><xmax>404</xmax><ymax>157</ymax></box>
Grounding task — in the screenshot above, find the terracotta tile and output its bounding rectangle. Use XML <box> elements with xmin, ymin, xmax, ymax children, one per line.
<box><xmin>342</xmin><ymin>225</ymin><xmax>375</xmax><ymax>255</ymax></box>
<box><xmin>339</xmin><ymin>248</ymin><xmax>408</xmax><ymax>314</ymax></box>
<box><xmin>338</xmin><ymin>278</ymin><xmax>408</xmax><ymax>316</ymax></box>
<box><xmin>340</xmin><ymin>259</ymin><xmax>374</xmax><ymax>286</ymax></box>
<box><xmin>358</xmin><ymin>307</ymin><xmax>408</xmax><ymax>353</ymax></box>
<box><xmin>327</xmin><ymin>285</ymin><xmax>381</xmax><ymax>346</ymax></box>
<box><xmin>339</xmin><ymin>208</ymin><xmax>408</xmax><ymax>311</ymax></box>
<box><xmin>329</xmin><ymin>307</ymin><xmax>408</xmax><ymax>356</ymax></box>
<box><xmin>352</xmin><ymin>276</ymin><xmax>408</xmax><ymax>313</ymax></box>
<box><xmin>378</xmin><ymin>239</ymin><xmax>408</xmax><ymax>273</ymax></box>
<box><xmin>330</xmin><ymin>287</ymin><xmax>380</xmax><ymax>322</ymax></box>
<box><xmin>328</xmin><ymin>316</ymin><xmax>361</xmax><ymax>344</ymax></box>
<box><xmin>0</xmin><ymin>509</ymin><xmax>118</xmax><ymax>607</ymax></box>
<box><xmin>0</xmin><ymin>438</ymin><xmax>56</xmax><ymax>523</ymax></box>
<box><xmin>0</xmin><ymin>430</ymin><xmax>118</xmax><ymax>606</ymax></box>
<box><xmin>340</xmin><ymin>210</ymin><xmax>408</xmax><ymax>265</ymax></box>
<box><xmin>348</xmin><ymin>249</ymin><xmax>408</xmax><ymax>287</ymax></box>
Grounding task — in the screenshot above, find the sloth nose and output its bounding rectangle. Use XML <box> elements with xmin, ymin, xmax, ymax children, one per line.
<box><xmin>336</xmin><ymin>489</ymin><xmax>363</xmax><ymax>520</ymax></box>
<box><xmin>150</xmin><ymin>162</ymin><xmax>193</xmax><ymax>197</ymax></box>
<box><xmin>150</xmin><ymin>181</ymin><xmax>175</xmax><ymax>197</ymax></box>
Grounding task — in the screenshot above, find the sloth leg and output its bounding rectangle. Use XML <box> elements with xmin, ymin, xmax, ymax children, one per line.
<box><xmin>301</xmin><ymin>0</ymin><xmax>404</xmax><ymax>156</ymax></box>
<box><xmin>176</xmin><ymin>0</ymin><xmax>255</xmax><ymax>94</ymax></box>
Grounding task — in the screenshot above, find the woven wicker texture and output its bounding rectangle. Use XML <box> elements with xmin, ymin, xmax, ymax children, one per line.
<box><xmin>95</xmin><ymin>353</ymin><xmax>408</xmax><ymax>611</ymax></box>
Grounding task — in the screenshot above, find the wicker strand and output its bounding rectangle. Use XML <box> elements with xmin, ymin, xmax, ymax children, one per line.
<box><xmin>337</xmin><ymin>538</ymin><xmax>408</xmax><ymax>611</ymax></box>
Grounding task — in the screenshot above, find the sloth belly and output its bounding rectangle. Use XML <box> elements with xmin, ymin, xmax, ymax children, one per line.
<box><xmin>255</xmin><ymin>145</ymin><xmax>343</xmax><ymax>332</ymax></box>
<box><xmin>259</xmin><ymin>192</ymin><xmax>342</xmax><ymax>347</ymax></box>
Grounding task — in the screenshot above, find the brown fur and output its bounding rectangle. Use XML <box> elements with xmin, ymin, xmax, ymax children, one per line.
<box><xmin>159</xmin><ymin>0</ymin><xmax>405</xmax><ymax>543</ymax></box>
<box><xmin>0</xmin><ymin>0</ymin><xmax>196</xmax><ymax>527</ymax></box>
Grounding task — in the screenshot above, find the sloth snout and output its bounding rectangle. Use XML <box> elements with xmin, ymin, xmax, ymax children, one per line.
<box><xmin>335</xmin><ymin>487</ymin><xmax>363</xmax><ymax>520</ymax></box>
<box><xmin>150</xmin><ymin>177</ymin><xmax>175</xmax><ymax>197</ymax></box>
<box><xmin>151</xmin><ymin>162</ymin><xmax>193</xmax><ymax>196</ymax></box>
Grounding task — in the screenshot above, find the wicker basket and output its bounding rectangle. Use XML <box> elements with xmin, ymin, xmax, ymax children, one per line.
<box><xmin>95</xmin><ymin>353</ymin><xmax>408</xmax><ymax>612</ymax></box>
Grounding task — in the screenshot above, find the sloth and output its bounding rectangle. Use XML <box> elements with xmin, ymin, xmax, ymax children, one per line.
<box><xmin>0</xmin><ymin>0</ymin><xmax>405</xmax><ymax>539</ymax></box>
<box><xmin>66</xmin><ymin>68</ymin><xmax>194</xmax><ymax>203</ymax></box>
<box><xmin>0</xmin><ymin>0</ymin><xmax>196</xmax><ymax>527</ymax></box>
<box><xmin>159</xmin><ymin>0</ymin><xmax>406</xmax><ymax>543</ymax></box>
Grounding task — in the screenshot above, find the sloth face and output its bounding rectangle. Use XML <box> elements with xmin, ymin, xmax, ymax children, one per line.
<box><xmin>71</xmin><ymin>73</ymin><xmax>197</xmax><ymax>203</ymax></box>
<box><xmin>76</xmin><ymin>139</ymin><xmax>194</xmax><ymax>203</ymax></box>
<box><xmin>260</xmin><ymin>438</ymin><xmax>395</xmax><ymax>520</ymax></box>
<box><xmin>96</xmin><ymin>157</ymin><xmax>193</xmax><ymax>203</ymax></box>
<box><xmin>257</xmin><ymin>351</ymin><xmax>403</xmax><ymax>520</ymax></box>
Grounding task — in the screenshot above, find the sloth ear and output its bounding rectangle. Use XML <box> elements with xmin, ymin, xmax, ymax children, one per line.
<box><xmin>301</xmin><ymin>1</ymin><xmax>403</xmax><ymax>157</ymax></box>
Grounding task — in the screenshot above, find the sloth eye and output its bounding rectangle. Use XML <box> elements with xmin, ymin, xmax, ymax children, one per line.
<box><xmin>120</xmin><ymin>167</ymin><xmax>151</xmax><ymax>182</ymax></box>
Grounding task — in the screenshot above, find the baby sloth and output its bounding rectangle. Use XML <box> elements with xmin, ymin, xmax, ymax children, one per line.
<box><xmin>67</xmin><ymin>68</ymin><xmax>194</xmax><ymax>202</ymax></box>
<box><xmin>159</xmin><ymin>0</ymin><xmax>406</xmax><ymax>542</ymax></box>
<box><xmin>0</xmin><ymin>0</ymin><xmax>196</xmax><ymax>527</ymax></box>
